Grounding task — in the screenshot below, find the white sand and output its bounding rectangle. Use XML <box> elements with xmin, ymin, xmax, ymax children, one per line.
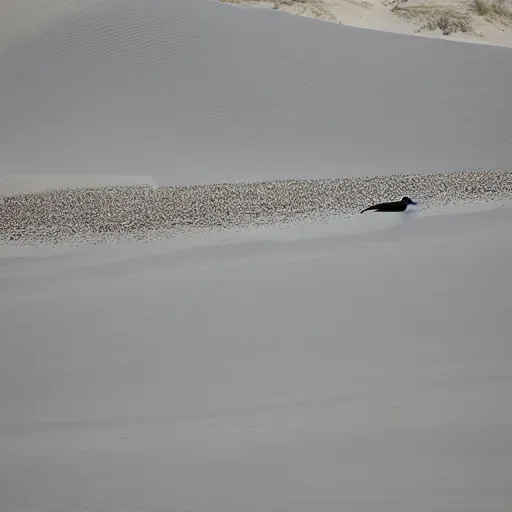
<box><xmin>1</xmin><ymin>1</ymin><xmax>512</xmax><ymax>511</ymax></box>
<box><xmin>220</xmin><ymin>0</ymin><xmax>512</xmax><ymax>47</ymax></box>
<box><xmin>1</xmin><ymin>0</ymin><xmax>512</xmax><ymax>186</ymax></box>
<box><xmin>2</xmin><ymin>205</ymin><xmax>512</xmax><ymax>511</ymax></box>
<box><xmin>0</xmin><ymin>174</ymin><xmax>157</xmax><ymax>196</ymax></box>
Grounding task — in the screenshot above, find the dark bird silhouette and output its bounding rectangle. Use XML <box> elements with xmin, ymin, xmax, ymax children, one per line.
<box><xmin>361</xmin><ymin>196</ymin><xmax>417</xmax><ymax>213</ymax></box>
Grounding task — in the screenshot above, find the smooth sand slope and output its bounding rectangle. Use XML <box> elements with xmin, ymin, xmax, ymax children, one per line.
<box><xmin>1</xmin><ymin>0</ymin><xmax>512</xmax><ymax>185</ymax></box>
<box><xmin>1</xmin><ymin>1</ymin><xmax>512</xmax><ymax>511</ymax></box>
<box><xmin>1</xmin><ymin>206</ymin><xmax>512</xmax><ymax>512</ymax></box>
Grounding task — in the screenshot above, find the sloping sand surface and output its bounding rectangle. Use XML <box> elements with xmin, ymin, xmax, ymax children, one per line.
<box><xmin>0</xmin><ymin>174</ymin><xmax>157</xmax><ymax>196</ymax></box>
<box><xmin>1</xmin><ymin>1</ymin><xmax>512</xmax><ymax>511</ymax></box>
<box><xmin>1</xmin><ymin>206</ymin><xmax>511</xmax><ymax>511</ymax></box>
<box><xmin>1</xmin><ymin>0</ymin><xmax>512</xmax><ymax>185</ymax></box>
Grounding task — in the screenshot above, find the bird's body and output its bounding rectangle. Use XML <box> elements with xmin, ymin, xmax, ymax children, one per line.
<box><xmin>361</xmin><ymin>196</ymin><xmax>416</xmax><ymax>213</ymax></box>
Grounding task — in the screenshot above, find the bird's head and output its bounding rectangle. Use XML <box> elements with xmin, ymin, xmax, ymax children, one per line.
<box><xmin>402</xmin><ymin>196</ymin><xmax>417</xmax><ymax>206</ymax></box>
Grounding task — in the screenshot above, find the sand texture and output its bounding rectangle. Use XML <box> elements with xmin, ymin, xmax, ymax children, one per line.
<box><xmin>1</xmin><ymin>1</ymin><xmax>512</xmax><ymax>512</ymax></box>
<box><xmin>219</xmin><ymin>0</ymin><xmax>512</xmax><ymax>46</ymax></box>
<box><xmin>2</xmin><ymin>205</ymin><xmax>512</xmax><ymax>512</ymax></box>
<box><xmin>2</xmin><ymin>169</ymin><xmax>512</xmax><ymax>245</ymax></box>
<box><xmin>1</xmin><ymin>0</ymin><xmax>512</xmax><ymax>186</ymax></box>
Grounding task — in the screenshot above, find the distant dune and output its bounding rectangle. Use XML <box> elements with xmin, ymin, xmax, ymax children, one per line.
<box><xmin>220</xmin><ymin>0</ymin><xmax>512</xmax><ymax>47</ymax></box>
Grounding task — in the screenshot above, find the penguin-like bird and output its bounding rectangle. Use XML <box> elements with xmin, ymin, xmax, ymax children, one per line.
<box><xmin>361</xmin><ymin>196</ymin><xmax>417</xmax><ymax>213</ymax></box>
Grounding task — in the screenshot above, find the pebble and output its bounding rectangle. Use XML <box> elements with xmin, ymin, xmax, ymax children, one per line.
<box><xmin>1</xmin><ymin>169</ymin><xmax>511</xmax><ymax>246</ymax></box>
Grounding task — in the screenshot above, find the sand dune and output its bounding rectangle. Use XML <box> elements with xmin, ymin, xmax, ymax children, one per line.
<box><xmin>1</xmin><ymin>1</ymin><xmax>512</xmax><ymax>511</ymax></box>
<box><xmin>2</xmin><ymin>205</ymin><xmax>512</xmax><ymax>511</ymax></box>
<box><xmin>1</xmin><ymin>0</ymin><xmax>512</xmax><ymax>186</ymax></box>
<box><xmin>220</xmin><ymin>0</ymin><xmax>512</xmax><ymax>47</ymax></box>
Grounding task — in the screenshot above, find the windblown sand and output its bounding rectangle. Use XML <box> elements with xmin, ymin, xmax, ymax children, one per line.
<box><xmin>2</xmin><ymin>169</ymin><xmax>511</xmax><ymax>246</ymax></box>
<box><xmin>2</xmin><ymin>2</ymin><xmax>512</xmax><ymax>511</ymax></box>
<box><xmin>2</xmin><ymin>0</ymin><xmax>512</xmax><ymax>185</ymax></box>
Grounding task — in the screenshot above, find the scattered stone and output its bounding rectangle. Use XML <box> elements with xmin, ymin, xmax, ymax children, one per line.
<box><xmin>1</xmin><ymin>169</ymin><xmax>511</xmax><ymax>247</ymax></box>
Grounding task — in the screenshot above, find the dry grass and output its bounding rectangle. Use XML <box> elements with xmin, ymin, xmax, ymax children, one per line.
<box><xmin>219</xmin><ymin>0</ymin><xmax>512</xmax><ymax>34</ymax></box>
<box><xmin>392</xmin><ymin>4</ymin><xmax>473</xmax><ymax>34</ymax></box>
<box><xmin>218</xmin><ymin>0</ymin><xmax>338</xmax><ymax>20</ymax></box>
<box><xmin>474</xmin><ymin>0</ymin><xmax>512</xmax><ymax>22</ymax></box>
<box><xmin>218</xmin><ymin>0</ymin><xmax>311</xmax><ymax>6</ymax></box>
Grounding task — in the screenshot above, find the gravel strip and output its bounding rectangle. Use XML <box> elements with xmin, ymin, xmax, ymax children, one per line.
<box><xmin>1</xmin><ymin>169</ymin><xmax>512</xmax><ymax>246</ymax></box>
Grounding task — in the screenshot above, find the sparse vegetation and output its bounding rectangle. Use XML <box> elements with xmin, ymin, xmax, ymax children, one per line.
<box><xmin>475</xmin><ymin>0</ymin><xmax>492</xmax><ymax>14</ymax></box>
<box><xmin>218</xmin><ymin>0</ymin><xmax>309</xmax><ymax>5</ymax></box>
<box><xmin>392</xmin><ymin>4</ymin><xmax>473</xmax><ymax>34</ymax></box>
<box><xmin>474</xmin><ymin>0</ymin><xmax>512</xmax><ymax>21</ymax></box>
<box><xmin>219</xmin><ymin>0</ymin><xmax>512</xmax><ymax>37</ymax></box>
<box><xmin>218</xmin><ymin>0</ymin><xmax>337</xmax><ymax>20</ymax></box>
